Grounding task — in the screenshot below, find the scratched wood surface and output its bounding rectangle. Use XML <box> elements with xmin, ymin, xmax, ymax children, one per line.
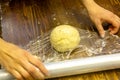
<box><xmin>1</xmin><ymin>0</ymin><xmax>120</xmax><ymax>80</ymax></box>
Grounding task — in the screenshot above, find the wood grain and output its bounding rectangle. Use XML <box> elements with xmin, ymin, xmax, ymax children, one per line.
<box><xmin>1</xmin><ymin>0</ymin><xmax>120</xmax><ymax>80</ymax></box>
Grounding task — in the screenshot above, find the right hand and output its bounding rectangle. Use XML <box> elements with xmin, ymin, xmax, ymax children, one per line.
<box><xmin>0</xmin><ymin>39</ymin><xmax>48</xmax><ymax>80</ymax></box>
<box><xmin>87</xmin><ymin>2</ymin><xmax>120</xmax><ymax>38</ymax></box>
<box><xmin>82</xmin><ymin>0</ymin><xmax>120</xmax><ymax>38</ymax></box>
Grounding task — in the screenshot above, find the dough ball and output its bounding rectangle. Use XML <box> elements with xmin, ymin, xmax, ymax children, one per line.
<box><xmin>50</xmin><ymin>25</ymin><xmax>80</xmax><ymax>52</ymax></box>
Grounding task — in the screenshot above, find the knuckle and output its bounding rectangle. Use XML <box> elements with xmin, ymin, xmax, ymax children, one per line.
<box><xmin>111</xmin><ymin>14</ymin><xmax>116</xmax><ymax>19</ymax></box>
<box><xmin>16</xmin><ymin>75</ymin><xmax>23</xmax><ymax>80</ymax></box>
<box><xmin>36</xmin><ymin>74</ymin><xmax>45</xmax><ymax>80</ymax></box>
<box><xmin>99</xmin><ymin>29</ymin><xmax>104</xmax><ymax>33</ymax></box>
<box><xmin>111</xmin><ymin>12</ymin><xmax>114</xmax><ymax>16</ymax></box>
<box><xmin>99</xmin><ymin>30</ymin><xmax>105</xmax><ymax>34</ymax></box>
<box><xmin>28</xmin><ymin>67</ymin><xmax>36</xmax><ymax>73</ymax></box>
<box><xmin>97</xmin><ymin>28</ymin><xmax>104</xmax><ymax>32</ymax></box>
<box><xmin>33</xmin><ymin>59</ymin><xmax>41</xmax><ymax>65</ymax></box>
<box><xmin>23</xmin><ymin>73</ymin><xmax>30</xmax><ymax>78</ymax></box>
<box><xmin>19</xmin><ymin>60</ymin><xmax>27</xmax><ymax>66</ymax></box>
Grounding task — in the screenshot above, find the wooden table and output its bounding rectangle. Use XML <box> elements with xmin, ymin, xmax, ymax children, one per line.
<box><xmin>1</xmin><ymin>0</ymin><xmax>120</xmax><ymax>80</ymax></box>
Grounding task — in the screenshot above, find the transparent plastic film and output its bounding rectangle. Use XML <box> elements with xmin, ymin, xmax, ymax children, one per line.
<box><xmin>24</xmin><ymin>29</ymin><xmax>120</xmax><ymax>63</ymax></box>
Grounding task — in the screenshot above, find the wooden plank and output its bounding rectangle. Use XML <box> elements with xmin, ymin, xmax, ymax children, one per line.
<box><xmin>1</xmin><ymin>0</ymin><xmax>120</xmax><ymax>80</ymax></box>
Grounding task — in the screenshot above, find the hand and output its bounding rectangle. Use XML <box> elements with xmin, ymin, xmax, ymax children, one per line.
<box><xmin>0</xmin><ymin>39</ymin><xmax>48</xmax><ymax>80</ymax></box>
<box><xmin>82</xmin><ymin>0</ymin><xmax>120</xmax><ymax>38</ymax></box>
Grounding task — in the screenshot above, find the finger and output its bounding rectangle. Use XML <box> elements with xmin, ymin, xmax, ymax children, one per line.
<box><xmin>28</xmin><ymin>62</ymin><xmax>45</xmax><ymax>80</ymax></box>
<box><xmin>15</xmin><ymin>65</ymin><xmax>34</xmax><ymax>80</ymax></box>
<box><xmin>108</xmin><ymin>19</ymin><xmax>120</xmax><ymax>34</ymax></box>
<box><xmin>95</xmin><ymin>20</ymin><xmax>105</xmax><ymax>38</ymax></box>
<box><xmin>27</xmin><ymin>54</ymin><xmax>48</xmax><ymax>76</ymax></box>
<box><xmin>114</xmin><ymin>15</ymin><xmax>120</xmax><ymax>21</ymax></box>
<box><xmin>10</xmin><ymin>69</ymin><xmax>24</xmax><ymax>80</ymax></box>
<box><xmin>21</xmin><ymin>60</ymin><xmax>45</xmax><ymax>79</ymax></box>
<box><xmin>106</xmin><ymin>15</ymin><xmax>120</xmax><ymax>34</ymax></box>
<box><xmin>0</xmin><ymin>53</ymin><xmax>24</xmax><ymax>80</ymax></box>
<box><xmin>109</xmin><ymin>25</ymin><xmax>119</xmax><ymax>34</ymax></box>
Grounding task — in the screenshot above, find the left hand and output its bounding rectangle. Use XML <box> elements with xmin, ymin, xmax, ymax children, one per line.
<box><xmin>0</xmin><ymin>38</ymin><xmax>48</xmax><ymax>80</ymax></box>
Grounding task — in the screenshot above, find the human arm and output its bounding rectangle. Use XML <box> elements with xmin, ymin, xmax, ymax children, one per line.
<box><xmin>82</xmin><ymin>0</ymin><xmax>120</xmax><ymax>38</ymax></box>
<box><xmin>0</xmin><ymin>38</ymin><xmax>48</xmax><ymax>80</ymax></box>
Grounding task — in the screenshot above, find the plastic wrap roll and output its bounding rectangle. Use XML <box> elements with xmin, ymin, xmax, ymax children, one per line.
<box><xmin>0</xmin><ymin>53</ymin><xmax>120</xmax><ymax>80</ymax></box>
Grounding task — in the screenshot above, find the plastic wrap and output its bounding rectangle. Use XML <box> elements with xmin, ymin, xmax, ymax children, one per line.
<box><xmin>24</xmin><ymin>29</ymin><xmax>120</xmax><ymax>63</ymax></box>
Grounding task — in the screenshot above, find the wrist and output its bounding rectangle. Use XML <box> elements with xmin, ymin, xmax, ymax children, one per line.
<box><xmin>82</xmin><ymin>0</ymin><xmax>96</xmax><ymax>11</ymax></box>
<box><xmin>82</xmin><ymin>0</ymin><xmax>94</xmax><ymax>6</ymax></box>
<box><xmin>0</xmin><ymin>38</ymin><xmax>13</xmax><ymax>52</ymax></box>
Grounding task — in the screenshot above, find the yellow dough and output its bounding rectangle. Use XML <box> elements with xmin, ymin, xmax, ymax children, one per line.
<box><xmin>50</xmin><ymin>25</ymin><xmax>80</xmax><ymax>52</ymax></box>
